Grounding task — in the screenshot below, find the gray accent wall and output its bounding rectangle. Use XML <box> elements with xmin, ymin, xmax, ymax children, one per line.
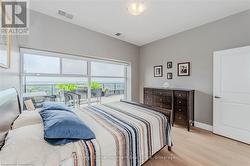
<box><xmin>139</xmin><ymin>10</ymin><xmax>250</xmax><ymax>125</ymax></box>
<box><xmin>0</xmin><ymin>10</ymin><xmax>140</xmax><ymax>101</ymax></box>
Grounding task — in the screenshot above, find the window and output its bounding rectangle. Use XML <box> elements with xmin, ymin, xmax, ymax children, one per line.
<box><xmin>23</xmin><ymin>54</ymin><xmax>60</xmax><ymax>74</ymax></box>
<box><xmin>62</xmin><ymin>58</ymin><xmax>87</xmax><ymax>75</ymax></box>
<box><xmin>91</xmin><ymin>61</ymin><xmax>125</xmax><ymax>77</ymax></box>
<box><xmin>21</xmin><ymin>48</ymin><xmax>130</xmax><ymax>110</ymax></box>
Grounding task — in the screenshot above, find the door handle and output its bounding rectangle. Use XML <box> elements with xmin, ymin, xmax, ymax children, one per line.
<box><xmin>214</xmin><ymin>96</ymin><xmax>221</xmax><ymax>99</ymax></box>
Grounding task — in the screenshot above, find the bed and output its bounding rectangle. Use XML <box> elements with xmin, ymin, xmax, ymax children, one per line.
<box><xmin>0</xmin><ymin>88</ymin><xmax>172</xmax><ymax>166</ymax></box>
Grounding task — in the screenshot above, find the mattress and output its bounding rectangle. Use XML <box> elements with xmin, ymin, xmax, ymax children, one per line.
<box><xmin>0</xmin><ymin>101</ymin><xmax>172</xmax><ymax>166</ymax></box>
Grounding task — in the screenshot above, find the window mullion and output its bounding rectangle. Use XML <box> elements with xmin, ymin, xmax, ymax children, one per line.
<box><xmin>87</xmin><ymin>61</ymin><xmax>91</xmax><ymax>105</ymax></box>
<box><xmin>60</xmin><ymin>58</ymin><xmax>62</xmax><ymax>75</ymax></box>
<box><xmin>124</xmin><ymin>66</ymin><xmax>127</xmax><ymax>100</ymax></box>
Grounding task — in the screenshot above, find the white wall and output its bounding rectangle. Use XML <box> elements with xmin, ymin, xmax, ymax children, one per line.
<box><xmin>0</xmin><ymin>10</ymin><xmax>140</xmax><ymax>101</ymax></box>
<box><xmin>0</xmin><ymin>37</ymin><xmax>20</xmax><ymax>93</ymax></box>
<box><xmin>139</xmin><ymin>10</ymin><xmax>250</xmax><ymax>125</ymax></box>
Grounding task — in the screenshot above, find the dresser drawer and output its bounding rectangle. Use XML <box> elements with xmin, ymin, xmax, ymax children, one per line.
<box><xmin>174</xmin><ymin>91</ymin><xmax>188</xmax><ymax>98</ymax></box>
<box><xmin>144</xmin><ymin>94</ymin><xmax>152</xmax><ymax>105</ymax></box>
<box><xmin>175</xmin><ymin>106</ymin><xmax>187</xmax><ymax>113</ymax></box>
<box><xmin>144</xmin><ymin>100</ymin><xmax>152</xmax><ymax>106</ymax></box>
<box><xmin>158</xmin><ymin>91</ymin><xmax>172</xmax><ymax>96</ymax></box>
<box><xmin>153</xmin><ymin>102</ymin><xmax>166</xmax><ymax>109</ymax></box>
<box><xmin>144</xmin><ymin>94</ymin><xmax>152</xmax><ymax>100</ymax></box>
<box><xmin>153</xmin><ymin>95</ymin><xmax>171</xmax><ymax>101</ymax></box>
<box><xmin>154</xmin><ymin>96</ymin><xmax>164</xmax><ymax>102</ymax></box>
<box><xmin>175</xmin><ymin>112</ymin><xmax>187</xmax><ymax>125</ymax></box>
<box><xmin>175</xmin><ymin>98</ymin><xmax>187</xmax><ymax>106</ymax></box>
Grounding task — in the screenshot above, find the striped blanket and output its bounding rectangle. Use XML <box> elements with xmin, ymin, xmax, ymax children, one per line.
<box><xmin>73</xmin><ymin>101</ymin><xmax>172</xmax><ymax>166</ymax></box>
<box><xmin>0</xmin><ymin>101</ymin><xmax>171</xmax><ymax>166</ymax></box>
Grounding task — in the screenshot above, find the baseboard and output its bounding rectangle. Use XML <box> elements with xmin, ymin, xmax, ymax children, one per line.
<box><xmin>194</xmin><ymin>121</ymin><xmax>213</xmax><ymax>131</ymax></box>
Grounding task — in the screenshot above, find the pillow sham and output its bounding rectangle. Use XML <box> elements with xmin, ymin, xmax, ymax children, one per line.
<box><xmin>12</xmin><ymin>110</ymin><xmax>42</xmax><ymax>129</ymax></box>
<box><xmin>42</xmin><ymin>102</ymin><xmax>72</xmax><ymax>112</ymax></box>
<box><xmin>0</xmin><ymin>124</ymin><xmax>76</xmax><ymax>165</ymax></box>
<box><xmin>39</xmin><ymin>109</ymin><xmax>95</xmax><ymax>145</ymax></box>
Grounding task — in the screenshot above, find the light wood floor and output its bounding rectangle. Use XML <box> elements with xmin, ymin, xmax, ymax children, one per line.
<box><xmin>143</xmin><ymin>126</ymin><xmax>250</xmax><ymax>166</ymax></box>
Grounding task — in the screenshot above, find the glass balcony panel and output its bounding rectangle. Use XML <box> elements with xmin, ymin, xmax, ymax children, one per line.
<box><xmin>90</xmin><ymin>78</ymin><xmax>125</xmax><ymax>105</ymax></box>
<box><xmin>23</xmin><ymin>76</ymin><xmax>88</xmax><ymax>109</ymax></box>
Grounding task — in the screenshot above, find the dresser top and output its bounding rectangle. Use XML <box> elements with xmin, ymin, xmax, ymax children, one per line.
<box><xmin>144</xmin><ymin>86</ymin><xmax>194</xmax><ymax>91</ymax></box>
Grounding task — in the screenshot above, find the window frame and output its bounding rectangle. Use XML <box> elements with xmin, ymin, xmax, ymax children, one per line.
<box><xmin>20</xmin><ymin>48</ymin><xmax>130</xmax><ymax>107</ymax></box>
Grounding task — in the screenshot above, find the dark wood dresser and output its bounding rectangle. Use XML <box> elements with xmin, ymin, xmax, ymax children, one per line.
<box><xmin>144</xmin><ymin>87</ymin><xmax>194</xmax><ymax>131</ymax></box>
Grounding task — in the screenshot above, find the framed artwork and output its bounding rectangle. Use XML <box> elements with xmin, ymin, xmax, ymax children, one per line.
<box><xmin>167</xmin><ymin>73</ymin><xmax>173</xmax><ymax>79</ymax></box>
<box><xmin>167</xmin><ymin>61</ymin><xmax>172</xmax><ymax>69</ymax></box>
<box><xmin>177</xmin><ymin>62</ymin><xmax>190</xmax><ymax>76</ymax></box>
<box><xmin>0</xmin><ymin>34</ymin><xmax>11</xmax><ymax>69</ymax></box>
<box><xmin>154</xmin><ymin>65</ymin><xmax>163</xmax><ymax>77</ymax></box>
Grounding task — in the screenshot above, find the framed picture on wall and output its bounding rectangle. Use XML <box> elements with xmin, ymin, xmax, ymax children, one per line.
<box><xmin>154</xmin><ymin>65</ymin><xmax>163</xmax><ymax>77</ymax></box>
<box><xmin>167</xmin><ymin>61</ymin><xmax>172</xmax><ymax>69</ymax></box>
<box><xmin>177</xmin><ymin>62</ymin><xmax>190</xmax><ymax>76</ymax></box>
<box><xmin>167</xmin><ymin>73</ymin><xmax>173</xmax><ymax>79</ymax></box>
<box><xmin>0</xmin><ymin>34</ymin><xmax>11</xmax><ymax>69</ymax></box>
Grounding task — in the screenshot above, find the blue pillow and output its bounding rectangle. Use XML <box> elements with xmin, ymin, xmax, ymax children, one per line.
<box><xmin>39</xmin><ymin>109</ymin><xmax>95</xmax><ymax>145</ymax></box>
<box><xmin>42</xmin><ymin>102</ymin><xmax>72</xmax><ymax>112</ymax></box>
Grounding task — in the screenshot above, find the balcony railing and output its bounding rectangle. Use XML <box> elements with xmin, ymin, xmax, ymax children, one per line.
<box><xmin>23</xmin><ymin>83</ymin><xmax>125</xmax><ymax>109</ymax></box>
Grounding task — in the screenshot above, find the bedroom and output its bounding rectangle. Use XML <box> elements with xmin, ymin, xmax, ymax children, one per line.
<box><xmin>0</xmin><ymin>0</ymin><xmax>250</xmax><ymax>165</ymax></box>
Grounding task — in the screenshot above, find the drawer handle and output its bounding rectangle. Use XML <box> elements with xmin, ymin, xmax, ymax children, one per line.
<box><xmin>178</xmin><ymin>101</ymin><xmax>182</xmax><ymax>104</ymax></box>
<box><xmin>178</xmin><ymin>116</ymin><xmax>182</xmax><ymax>120</ymax></box>
<box><xmin>178</xmin><ymin>94</ymin><xmax>181</xmax><ymax>97</ymax></box>
<box><xmin>178</xmin><ymin>109</ymin><xmax>182</xmax><ymax>112</ymax></box>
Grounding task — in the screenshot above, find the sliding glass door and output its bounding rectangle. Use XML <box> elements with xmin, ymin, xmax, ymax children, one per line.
<box><xmin>21</xmin><ymin>48</ymin><xmax>130</xmax><ymax>110</ymax></box>
<box><xmin>90</xmin><ymin>61</ymin><xmax>126</xmax><ymax>105</ymax></box>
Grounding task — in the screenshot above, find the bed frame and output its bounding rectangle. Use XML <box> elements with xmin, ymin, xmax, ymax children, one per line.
<box><xmin>0</xmin><ymin>88</ymin><xmax>21</xmax><ymax>149</ymax></box>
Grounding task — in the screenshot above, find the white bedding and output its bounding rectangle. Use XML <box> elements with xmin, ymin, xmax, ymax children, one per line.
<box><xmin>12</xmin><ymin>110</ymin><xmax>42</xmax><ymax>129</ymax></box>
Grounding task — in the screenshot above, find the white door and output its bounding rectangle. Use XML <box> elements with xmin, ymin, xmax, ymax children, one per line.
<box><xmin>213</xmin><ymin>46</ymin><xmax>250</xmax><ymax>144</ymax></box>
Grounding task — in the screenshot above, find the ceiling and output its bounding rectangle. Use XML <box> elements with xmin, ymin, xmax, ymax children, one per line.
<box><xmin>30</xmin><ymin>0</ymin><xmax>250</xmax><ymax>46</ymax></box>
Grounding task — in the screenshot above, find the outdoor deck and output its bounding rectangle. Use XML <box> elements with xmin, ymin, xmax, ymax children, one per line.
<box><xmin>80</xmin><ymin>94</ymin><xmax>124</xmax><ymax>107</ymax></box>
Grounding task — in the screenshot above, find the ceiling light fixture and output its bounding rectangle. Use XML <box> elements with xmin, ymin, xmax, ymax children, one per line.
<box><xmin>127</xmin><ymin>0</ymin><xmax>146</xmax><ymax>16</ymax></box>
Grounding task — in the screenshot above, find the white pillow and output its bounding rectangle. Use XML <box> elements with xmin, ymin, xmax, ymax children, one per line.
<box><xmin>12</xmin><ymin>110</ymin><xmax>42</xmax><ymax>129</ymax></box>
<box><xmin>0</xmin><ymin>124</ymin><xmax>74</xmax><ymax>166</ymax></box>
